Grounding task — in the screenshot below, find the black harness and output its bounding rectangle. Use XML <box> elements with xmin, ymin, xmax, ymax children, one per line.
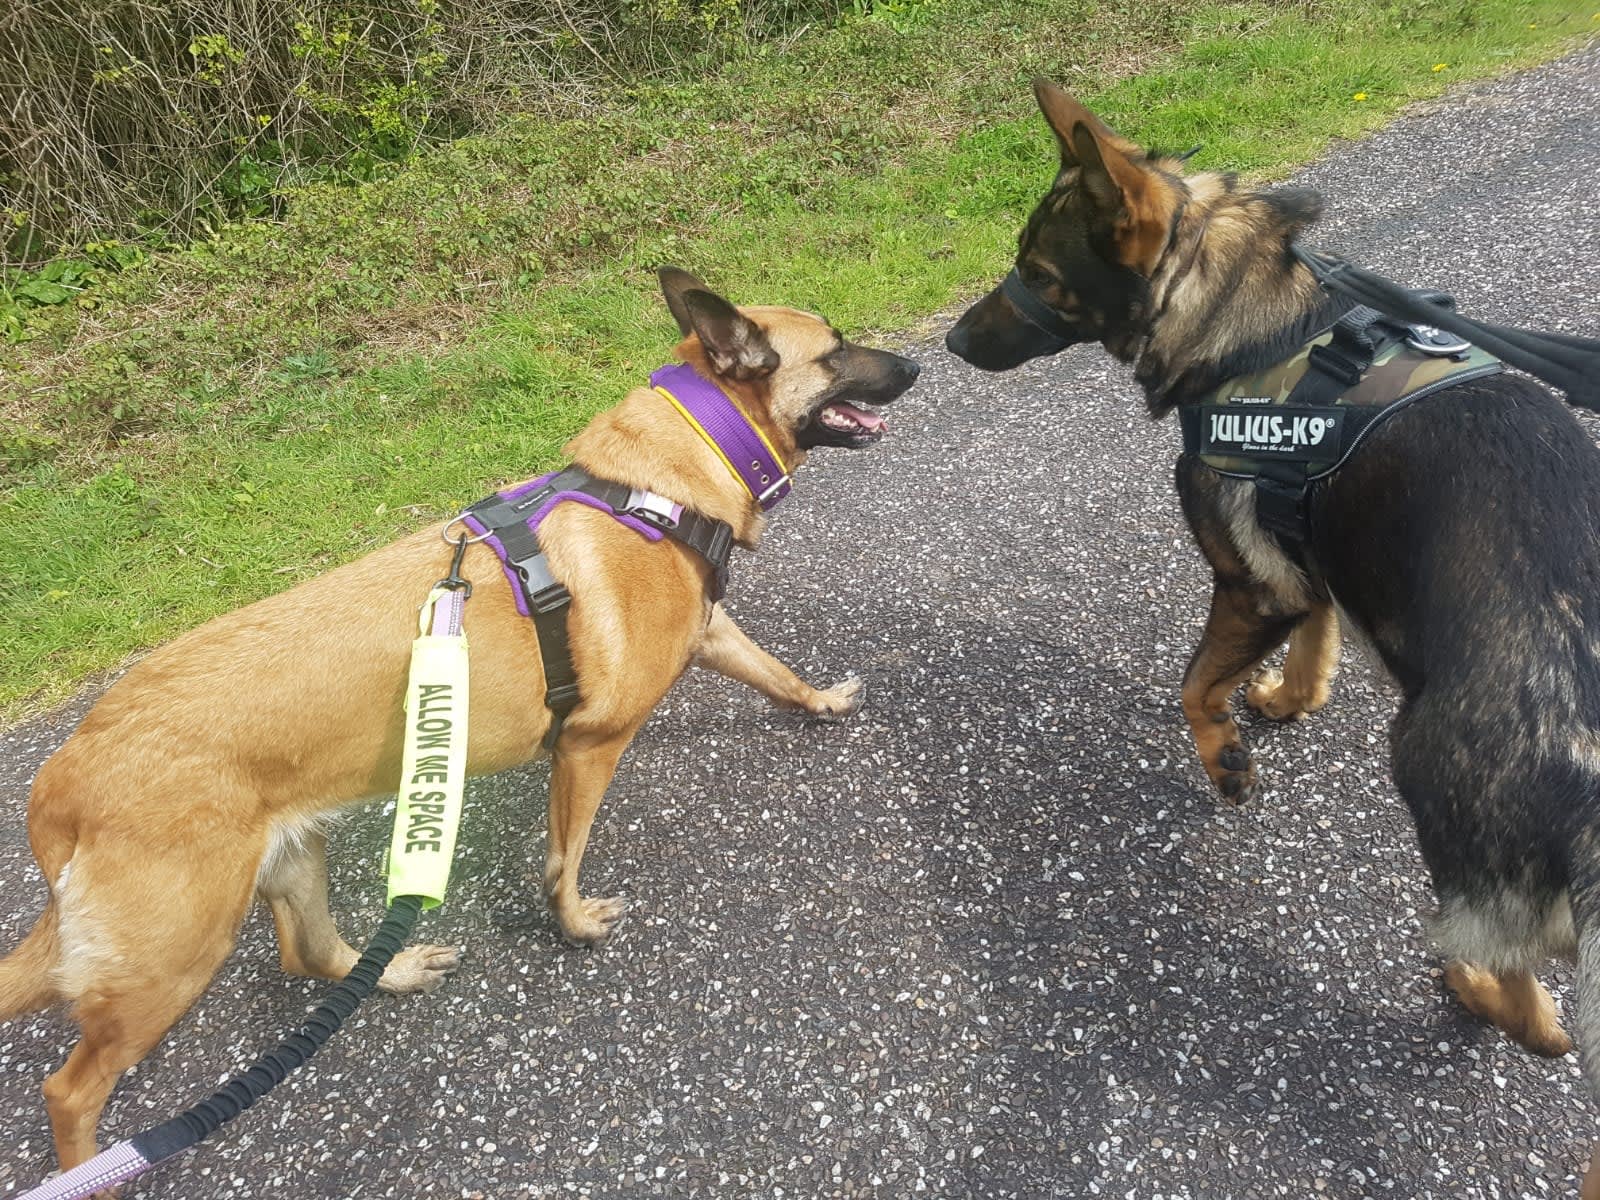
<box><xmin>459</xmin><ymin>466</ymin><xmax>734</xmax><ymax>748</ymax></box>
<box><xmin>1177</xmin><ymin>301</ymin><xmax>1503</xmax><ymax>558</ymax></box>
<box><xmin>997</xmin><ymin>233</ymin><xmax>1600</xmax><ymax>564</ymax></box>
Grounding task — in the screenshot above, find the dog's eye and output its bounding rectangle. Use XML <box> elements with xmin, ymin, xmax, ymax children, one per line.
<box><xmin>1020</xmin><ymin>264</ymin><xmax>1055</xmax><ymax>291</ymax></box>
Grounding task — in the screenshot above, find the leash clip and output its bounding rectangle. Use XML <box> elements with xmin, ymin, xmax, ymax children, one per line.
<box><xmin>432</xmin><ymin>532</ymin><xmax>473</xmax><ymax>599</ymax></box>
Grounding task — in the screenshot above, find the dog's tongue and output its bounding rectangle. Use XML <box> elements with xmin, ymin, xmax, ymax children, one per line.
<box><xmin>824</xmin><ymin>401</ymin><xmax>887</xmax><ymax>432</ymax></box>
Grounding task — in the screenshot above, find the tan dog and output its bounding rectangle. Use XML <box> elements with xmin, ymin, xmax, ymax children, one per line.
<box><xmin>0</xmin><ymin>268</ymin><xmax>920</xmax><ymax>1179</ymax></box>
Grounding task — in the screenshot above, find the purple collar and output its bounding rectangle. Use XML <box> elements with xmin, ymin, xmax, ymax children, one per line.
<box><xmin>650</xmin><ymin>363</ymin><xmax>792</xmax><ymax>511</ymax></box>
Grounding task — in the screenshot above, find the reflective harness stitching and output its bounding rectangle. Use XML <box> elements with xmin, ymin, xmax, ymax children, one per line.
<box><xmin>459</xmin><ymin>465</ymin><xmax>735</xmax><ymax>749</ymax></box>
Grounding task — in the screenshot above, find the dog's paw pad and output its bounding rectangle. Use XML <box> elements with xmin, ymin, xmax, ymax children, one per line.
<box><xmin>811</xmin><ymin>676</ymin><xmax>865</xmax><ymax>719</ymax></box>
<box><xmin>1246</xmin><ymin>668</ymin><xmax>1321</xmax><ymax>722</ymax></box>
<box><xmin>560</xmin><ymin>896</ymin><xmax>629</xmax><ymax>949</ymax></box>
<box><xmin>1215</xmin><ymin>761</ymin><xmax>1259</xmax><ymax>806</ymax></box>
<box><xmin>379</xmin><ymin>943</ymin><xmax>462</xmax><ymax>994</ymax></box>
<box><xmin>1218</xmin><ymin>745</ymin><xmax>1250</xmax><ymax>773</ymax></box>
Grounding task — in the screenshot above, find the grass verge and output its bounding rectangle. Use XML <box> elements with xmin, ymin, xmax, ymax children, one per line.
<box><xmin>1</xmin><ymin>0</ymin><xmax>1594</xmax><ymax>723</ymax></box>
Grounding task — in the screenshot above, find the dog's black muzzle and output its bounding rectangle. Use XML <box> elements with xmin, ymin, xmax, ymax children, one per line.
<box><xmin>945</xmin><ymin>268</ymin><xmax>1081</xmax><ymax>371</ymax></box>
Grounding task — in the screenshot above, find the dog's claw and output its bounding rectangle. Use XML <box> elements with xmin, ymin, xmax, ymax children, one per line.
<box><xmin>559</xmin><ymin>896</ymin><xmax>629</xmax><ymax>949</ymax></box>
<box><xmin>809</xmin><ymin>675</ymin><xmax>865</xmax><ymax>720</ymax></box>
<box><xmin>1217</xmin><ymin>772</ymin><xmax>1258</xmax><ymax>805</ymax></box>
<box><xmin>1213</xmin><ymin>744</ymin><xmax>1259</xmax><ymax>805</ymax></box>
<box><xmin>378</xmin><ymin>943</ymin><xmax>461</xmax><ymax>994</ymax></box>
<box><xmin>1246</xmin><ymin>668</ymin><xmax>1313</xmax><ymax>722</ymax></box>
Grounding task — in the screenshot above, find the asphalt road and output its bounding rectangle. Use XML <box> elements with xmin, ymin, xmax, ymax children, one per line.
<box><xmin>4</xmin><ymin>46</ymin><xmax>1600</xmax><ymax>1200</ymax></box>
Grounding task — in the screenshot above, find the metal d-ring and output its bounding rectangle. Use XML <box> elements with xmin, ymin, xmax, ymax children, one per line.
<box><xmin>440</xmin><ymin>514</ymin><xmax>493</xmax><ymax>545</ymax></box>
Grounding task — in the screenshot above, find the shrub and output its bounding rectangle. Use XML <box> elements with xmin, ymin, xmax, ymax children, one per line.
<box><xmin>0</xmin><ymin>0</ymin><xmax>844</xmax><ymax>264</ymax></box>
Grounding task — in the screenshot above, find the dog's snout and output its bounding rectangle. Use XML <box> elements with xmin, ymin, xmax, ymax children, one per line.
<box><xmin>897</xmin><ymin>354</ymin><xmax>921</xmax><ymax>383</ymax></box>
<box><xmin>944</xmin><ymin>325</ymin><xmax>969</xmax><ymax>359</ymax></box>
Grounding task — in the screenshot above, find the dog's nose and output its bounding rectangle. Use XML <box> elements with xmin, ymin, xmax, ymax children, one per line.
<box><xmin>900</xmin><ymin>356</ymin><xmax>921</xmax><ymax>382</ymax></box>
<box><xmin>944</xmin><ymin>327</ymin><xmax>968</xmax><ymax>359</ymax></box>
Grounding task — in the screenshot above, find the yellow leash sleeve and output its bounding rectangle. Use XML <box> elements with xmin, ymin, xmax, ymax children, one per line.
<box><xmin>385</xmin><ymin>587</ymin><xmax>471</xmax><ymax>909</ymax></box>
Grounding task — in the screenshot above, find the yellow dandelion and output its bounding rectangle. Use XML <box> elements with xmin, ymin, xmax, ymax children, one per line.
<box><xmin>1432</xmin><ymin>62</ymin><xmax>1449</xmax><ymax>72</ymax></box>
<box><xmin>1353</xmin><ymin>91</ymin><xmax>1368</xmax><ymax>101</ymax></box>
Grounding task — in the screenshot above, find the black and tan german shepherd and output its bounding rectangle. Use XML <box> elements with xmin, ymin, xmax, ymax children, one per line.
<box><xmin>946</xmin><ymin>82</ymin><xmax>1600</xmax><ymax>1195</ymax></box>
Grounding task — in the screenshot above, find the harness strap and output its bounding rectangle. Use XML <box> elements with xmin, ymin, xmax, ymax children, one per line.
<box><xmin>460</xmin><ymin>466</ymin><xmax>734</xmax><ymax>749</ymax></box>
<box><xmin>1289</xmin><ymin>302</ymin><xmax>1431</xmax><ymax>410</ymax></box>
<box><xmin>492</xmin><ymin>518</ymin><xmax>581</xmax><ymax>749</ymax></box>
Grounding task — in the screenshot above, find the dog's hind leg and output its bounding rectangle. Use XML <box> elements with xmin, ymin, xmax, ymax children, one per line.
<box><xmin>545</xmin><ymin>727</ymin><xmax>639</xmax><ymax>948</ymax></box>
<box><xmin>1443</xmin><ymin>960</ymin><xmax>1572</xmax><ymax>1057</ymax></box>
<box><xmin>1181</xmin><ymin>580</ymin><xmax>1299</xmax><ymax>804</ymax></box>
<box><xmin>42</xmin><ymin>844</ymin><xmax>259</xmax><ymax>1175</ymax></box>
<box><xmin>692</xmin><ymin>604</ymin><xmax>862</xmax><ymax>718</ymax></box>
<box><xmin>1246</xmin><ymin>601</ymin><xmax>1339</xmax><ymax>722</ymax></box>
<box><xmin>258</xmin><ymin>822</ymin><xmax>460</xmax><ymax>994</ymax></box>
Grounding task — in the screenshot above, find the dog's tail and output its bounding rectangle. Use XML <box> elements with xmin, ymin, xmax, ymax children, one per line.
<box><xmin>0</xmin><ymin>903</ymin><xmax>60</xmax><ymax>1021</ymax></box>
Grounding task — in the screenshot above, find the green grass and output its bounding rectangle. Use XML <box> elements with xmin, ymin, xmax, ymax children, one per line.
<box><xmin>1</xmin><ymin>0</ymin><xmax>1594</xmax><ymax>723</ymax></box>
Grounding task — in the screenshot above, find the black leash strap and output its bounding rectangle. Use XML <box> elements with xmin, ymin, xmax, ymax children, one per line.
<box><xmin>18</xmin><ymin>898</ymin><xmax>428</xmax><ymax>1198</ymax></box>
<box><xmin>1293</xmin><ymin>245</ymin><xmax>1600</xmax><ymax>410</ymax></box>
<box><xmin>136</xmin><ymin>895</ymin><xmax>423</xmax><ymax>1164</ymax></box>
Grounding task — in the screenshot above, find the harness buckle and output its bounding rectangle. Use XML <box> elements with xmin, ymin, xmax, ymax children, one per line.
<box><xmin>1404</xmin><ymin>324</ymin><xmax>1472</xmax><ymax>357</ymax></box>
<box><xmin>1306</xmin><ymin>342</ymin><xmax>1366</xmax><ymax>387</ymax></box>
<box><xmin>544</xmin><ymin>682</ymin><xmax>581</xmax><ymax>710</ymax></box>
<box><xmin>512</xmin><ymin>553</ymin><xmax>571</xmax><ymax>615</ymax></box>
<box><xmin>624</xmin><ymin>487</ymin><xmax>682</xmax><ymax>531</ymax></box>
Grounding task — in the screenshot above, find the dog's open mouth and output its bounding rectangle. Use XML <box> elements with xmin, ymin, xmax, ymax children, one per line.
<box><xmin>810</xmin><ymin>400</ymin><xmax>889</xmax><ymax>448</ymax></box>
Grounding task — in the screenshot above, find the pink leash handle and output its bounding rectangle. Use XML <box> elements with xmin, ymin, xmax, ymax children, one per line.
<box><xmin>16</xmin><ymin>1141</ymin><xmax>151</xmax><ymax>1199</ymax></box>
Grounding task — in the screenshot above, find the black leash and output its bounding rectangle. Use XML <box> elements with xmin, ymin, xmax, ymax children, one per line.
<box><xmin>1292</xmin><ymin>245</ymin><xmax>1600</xmax><ymax>410</ymax></box>
<box><xmin>20</xmin><ymin>898</ymin><xmax>425</xmax><ymax>1197</ymax></box>
<box><xmin>132</xmin><ymin>897</ymin><xmax>423</xmax><ymax>1163</ymax></box>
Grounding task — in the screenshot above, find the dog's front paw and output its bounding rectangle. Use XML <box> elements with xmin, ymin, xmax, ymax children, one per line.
<box><xmin>1245</xmin><ymin>668</ymin><xmax>1324</xmax><ymax>722</ymax></box>
<box><xmin>558</xmin><ymin>896</ymin><xmax>629</xmax><ymax>949</ymax></box>
<box><xmin>1210</xmin><ymin>743</ymin><xmax>1259</xmax><ymax>806</ymax></box>
<box><xmin>808</xmin><ymin>675</ymin><xmax>864</xmax><ymax>720</ymax></box>
<box><xmin>378</xmin><ymin>944</ymin><xmax>462</xmax><ymax>994</ymax></box>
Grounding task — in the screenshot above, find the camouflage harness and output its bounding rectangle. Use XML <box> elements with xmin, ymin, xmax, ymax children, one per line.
<box><xmin>1178</xmin><ymin>304</ymin><xmax>1503</xmax><ymax>559</ymax></box>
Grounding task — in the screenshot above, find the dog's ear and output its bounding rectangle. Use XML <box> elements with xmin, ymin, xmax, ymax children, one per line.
<box><xmin>680</xmin><ymin>287</ymin><xmax>779</xmax><ymax>380</ymax></box>
<box><xmin>1034</xmin><ymin>79</ymin><xmax>1117</xmax><ymax>169</ymax></box>
<box><xmin>659</xmin><ymin>266</ymin><xmax>711</xmax><ymax>336</ymax></box>
<box><xmin>1068</xmin><ymin>122</ymin><xmax>1177</xmax><ymax>275</ymax></box>
<box><xmin>1260</xmin><ymin>187</ymin><xmax>1325</xmax><ymax>241</ymax></box>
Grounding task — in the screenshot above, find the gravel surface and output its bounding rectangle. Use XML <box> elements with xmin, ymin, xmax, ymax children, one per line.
<box><xmin>4</xmin><ymin>45</ymin><xmax>1600</xmax><ymax>1200</ymax></box>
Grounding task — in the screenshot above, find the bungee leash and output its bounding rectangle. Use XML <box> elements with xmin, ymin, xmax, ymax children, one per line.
<box><xmin>17</xmin><ymin>540</ymin><xmax>475</xmax><ymax>1200</ymax></box>
<box><xmin>1292</xmin><ymin>245</ymin><xmax>1600</xmax><ymax>410</ymax></box>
